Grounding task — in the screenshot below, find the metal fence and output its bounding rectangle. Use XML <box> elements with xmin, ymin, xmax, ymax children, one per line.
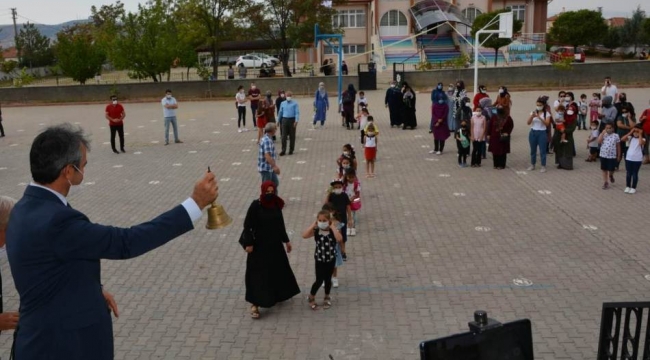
<box><xmin>598</xmin><ymin>302</ymin><xmax>650</xmax><ymax>360</ymax></box>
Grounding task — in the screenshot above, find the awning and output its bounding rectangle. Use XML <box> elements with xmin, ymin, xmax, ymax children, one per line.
<box><xmin>409</xmin><ymin>0</ymin><xmax>470</xmax><ymax>31</ymax></box>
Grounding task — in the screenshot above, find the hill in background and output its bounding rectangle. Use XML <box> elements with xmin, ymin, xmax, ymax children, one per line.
<box><xmin>0</xmin><ymin>20</ymin><xmax>88</xmax><ymax>48</ymax></box>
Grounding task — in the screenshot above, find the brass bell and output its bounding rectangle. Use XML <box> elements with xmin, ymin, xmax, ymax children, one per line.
<box><xmin>206</xmin><ymin>201</ymin><xmax>232</xmax><ymax>229</ymax></box>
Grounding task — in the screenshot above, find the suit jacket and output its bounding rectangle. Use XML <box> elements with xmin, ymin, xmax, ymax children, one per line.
<box><xmin>6</xmin><ymin>185</ymin><xmax>194</xmax><ymax>360</ymax></box>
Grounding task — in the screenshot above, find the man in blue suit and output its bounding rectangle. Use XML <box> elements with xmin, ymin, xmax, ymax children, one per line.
<box><xmin>6</xmin><ymin>123</ymin><xmax>218</xmax><ymax>360</ymax></box>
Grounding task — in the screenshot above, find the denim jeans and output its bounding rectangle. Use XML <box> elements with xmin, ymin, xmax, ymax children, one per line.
<box><xmin>529</xmin><ymin>129</ymin><xmax>548</xmax><ymax>166</ymax></box>
<box><xmin>626</xmin><ymin>160</ymin><xmax>642</xmax><ymax>188</ymax></box>
<box><xmin>260</xmin><ymin>171</ymin><xmax>279</xmax><ymax>190</ymax></box>
<box><xmin>164</xmin><ymin>116</ymin><xmax>179</xmax><ymax>143</ymax></box>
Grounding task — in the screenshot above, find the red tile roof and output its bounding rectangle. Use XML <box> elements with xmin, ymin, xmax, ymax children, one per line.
<box><xmin>2</xmin><ymin>47</ymin><xmax>18</xmax><ymax>59</ymax></box>
<box><xmin>608</xmin><ymin>17</ymin><xmax>626</xmax><ymax>28</ymax></box>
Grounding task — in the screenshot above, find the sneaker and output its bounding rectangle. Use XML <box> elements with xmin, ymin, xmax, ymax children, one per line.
<box><xmin>624</xmin><ymin>187</ymin><xmax>631</xmax><ymax>193</ymax></box>
<box><xmin>610</xmin><ymin>175</ymin><xmax>615</xmax><ymax>183</ymax></box>
<box><xmin>342</xmin><ymin>253</ymin><xmax>347</xmax><ymax>261</ymax></box>
<box><xmin>526</xmin><ymin>165</ymin><xmax>535</xmax><ymax>171</ymax></box>
<box><xmin>630</xmin><ymin>188</ymin><xmax>637</xmax><ymax>194</ymax></box>
<box><xmin>602</xmin><ymin>182</ymin><xmax>609</xmax><ymax>190</ymax></box>
<box><xmin>436</xmin><ymin>151</ymin><xmax>441</xmax><ymax>155</ymax></box>
<box><xmin>243</xmin><ymin>128</ymin><xmax>249</xmax><ymax>132</ymax></box>
<box><xmin>164</xmin><ymin>141</ymin><xmax>169</xmax><ymax>145</ymax></box>
<box><xmin>540</xmin><ymin>167</ymin><xmax>547</xmax><ymax>173</ymax></box>
<box><xmin>332</xmin><ymin>278</ymin><xmax>339</xmax><ymax>288</ymax></box>
<box><xmin>175</xmin><ymin>140</ymin><xmax>183</xmax><ymax>144</ymax></box>
<box><xmin>346</xmin><ymin>228</ymin><xmax>351</xmax><ymax>236</ymax></box>
<box><xmin>429</xmin><ymin>150</ymin><xmax>435</xmax><ymax>154</ymax></box>
<box><xmin>350</xmin><ymin>228</ymin><xmax>356</xmax><ymax>236</ymax></box>
<box><xmin>238</xmin><ymin>128</ymin><xmax>243</xmax><ymax>133</ymax></box>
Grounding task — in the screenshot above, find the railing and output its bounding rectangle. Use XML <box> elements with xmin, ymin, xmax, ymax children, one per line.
<box><xmin>597</xmin><ymin>302</ymin><xmax>650</xmax><ymax>360</ymax></box>
<box><xmin>513</xmin><ymin>33</ymin><xmax>546</xmax><ymax>44</ymax></box>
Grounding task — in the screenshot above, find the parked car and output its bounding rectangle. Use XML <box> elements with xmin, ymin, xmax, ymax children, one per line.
<box><xmin>236</xmin><ymin>55</ymin><xmax>274</xmax><ymax>68</ymax></box>
<box><xmin>246</xmin><ymin>53</ymin><xmax>281</xmax><ymax>65</ymax></box>
<box><xmin>550</xmin><ymin>46</ymin><xmax>586</xmax><ymax>63</ymax></box>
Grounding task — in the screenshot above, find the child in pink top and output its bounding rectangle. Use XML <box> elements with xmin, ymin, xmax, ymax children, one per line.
<box><xmin>470</xmin><ymin>108</ymin><xmax>487</xmax><ymax>167</ymax></box>
<box><xmin>589</xmin><ymin>93</ymin><xmax>601</xmax><ymax>123</ymax></box>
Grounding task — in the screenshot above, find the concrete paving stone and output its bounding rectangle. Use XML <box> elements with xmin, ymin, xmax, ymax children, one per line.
<box><xmin>1</xmin><ymin>87</ymin><xmax>650</xmax><ymax>359</ymax></box>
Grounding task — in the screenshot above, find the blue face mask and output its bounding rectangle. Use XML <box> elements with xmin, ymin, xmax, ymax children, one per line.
<box><xmin>437</xmin><ymin>85</ymin><xmax>442</xmax><ymax>90</ymax></box>
<box><xmin>438</xmin><ymin>100</ymin><xmax>444</xmax><ymax>104</ymax></box>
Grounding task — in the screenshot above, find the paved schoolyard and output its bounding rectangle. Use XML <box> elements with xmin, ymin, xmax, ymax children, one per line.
<box><xmin>1</xmin><ymin>88</ymin><xmax>649</xmax><ymax>360</ymax></box>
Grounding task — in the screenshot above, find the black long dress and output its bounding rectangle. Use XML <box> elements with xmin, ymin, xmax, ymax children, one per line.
<box><xmin>385</xmin><ymin>87</ymin><xmax>404</xmax><ymax>127</ymax></box>
<box><xmin>402</xmin><ymin>89</ymin><xmax>417</xmax><ymax>129</ymax></box>
<box><xmin>243</xmin><ymin>200</ymin><xmax>300</xmax><ymax>308</ymax></box>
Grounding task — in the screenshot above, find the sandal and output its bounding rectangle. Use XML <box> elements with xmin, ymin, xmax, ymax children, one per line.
<box><xmin>308</xmin><ymin>296</ymin><xmax>318</xmax><ymax>310</ymax></box>
<box><xmin>250</xmin><ymin>305</ymin><xmax>260</xmax><ymax>319</ymax></box>
<box><xmin>323</xmin><ymin>296</ymin><xmax>332</xmax><ymax>309</ymax></box>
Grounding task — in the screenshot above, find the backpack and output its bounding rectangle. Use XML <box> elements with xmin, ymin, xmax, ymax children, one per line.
<box><xmin>459</xmin><ymin>130</ymin><xmax>470</xmax><ymax>149</ymax></box>
<box><xmin>342</xmin><ymin>91</ymin><xmax>353</xmax><ymax>105</ymax></box>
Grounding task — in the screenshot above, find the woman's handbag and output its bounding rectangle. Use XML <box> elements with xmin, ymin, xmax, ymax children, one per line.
<box><xmin>351</xmin><ymin>198</ymin><xmax>362</xmax><ymax>211</ymax></box>
<box><xmin>238</xmin><ymin>227</ymin><xmax>255</xmax><ymax>249</ymax></box>
<box><xmin>499</xmin><ymin>133</ymin><xmax>510</xmax><ymax>143</ymax></box>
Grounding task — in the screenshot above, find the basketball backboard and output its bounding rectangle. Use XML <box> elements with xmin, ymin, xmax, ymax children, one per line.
<box><xmin>498</xmin><ymin>12</ymin><xmax>513</xmax><ymax>38</ymax></box>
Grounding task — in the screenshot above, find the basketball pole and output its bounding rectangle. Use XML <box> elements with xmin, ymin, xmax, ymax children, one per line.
<box><xmin>473</xmin><ymin>12</ymin><xmax>513</xmax><ymax>96</ymax></box>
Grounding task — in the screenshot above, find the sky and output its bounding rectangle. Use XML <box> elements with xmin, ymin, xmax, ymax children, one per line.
<box><xmin>0</xmin><ymin>0</ymin><xmax>647</xmax><ymax>25</ymax></box>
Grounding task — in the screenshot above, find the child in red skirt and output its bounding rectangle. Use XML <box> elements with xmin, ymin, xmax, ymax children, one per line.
<box><xmin>363</xmin><ymin>123</ymin><xmax>378</xmax><ymax>178</ymax></box>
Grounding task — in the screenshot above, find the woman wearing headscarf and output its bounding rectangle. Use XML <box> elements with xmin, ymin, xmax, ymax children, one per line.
<box><xmin>451</xmin><ymin>80</ymin><xmax>467</xmax><ymax>131</ymax></box>
<box><xmin>430</xmin><ymin>83</ymin><xmax>445</xmax><ymax>133</ymax></box>
<box><xmin>342</xmin><ymin>83</ymin><xmax>357</xmax><ymax>130</ymax></box>
<box><xmin>401</xmin><ymin>82</ymin><xmax>417</xmax><ymax>130</ymax></box>
<box><xmin>241</xmin><ymin>181</ymin><xmax>300</xmax><ymax>319</ymax></box>
<box><xmin>446</xmin><ymin>83</ymin><xmax>456</xmax><ymax>131</ymax></box>
<box><xmin>553</xmin><ymin>91</ymin><xmax>578</xmax><ymax>170</ymax></box>
<box><xmin>264</xmin><ymin>91</ymin><xmax>277</xmax><ymax>140</ymax></box>
<box><xmin>493</xmin><ymin>86</ymin><xmax>512</xmax><ymax>117</ymax></box>
<box><xmin>385</xmin><ymin>80</ymin><xmax>404</xmax><ymax>128</ymax></box>
<box><xmin>313</xmin><ymin>82</ymin><xmax>329</xmax><ymax>129</ymax></box>
<box><xmin>430</xmin><ymin>91</ymin><xmax>451</xmax><ymax>155</ymax></box>
<box><xmin>456</xmin><ymin>96</ymin><xmax>472</xmax><ymax>131</ymax></box>
<box><xmin>599</xmin><ymin>95</ymin><xmax>618</xmax><ymax>133</ymax></box>
<box><xmin>487</xmin><ymin>105</ymin><xmax>514</xmax><ymax>169</ymax></box>
<box><xmin>473</xmin><ymin>85</ymin><xmax>489</xmax><ymax>109</ymax></box>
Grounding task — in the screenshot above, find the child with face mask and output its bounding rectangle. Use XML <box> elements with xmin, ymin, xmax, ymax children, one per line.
<box><xmin>362</xmin><ymin>123</ymin><xmax>378</xmax><ymax>178</ymax></box>
<box><xmin>322</xmin><ymin>203</ymin><xmax>344</xmax><ymax>288</ymax></box>
<box><xmin>455</xmin><ymin>119</ymin><xmax>471</xmax><ymax>167</ymax></box>
<box><xmin>555</xmin><ymin>104</ymin><xmax>568</xmax><ymax>143</ymax></box>
<box><xmin>470</xmin><ymin>107</ymin><xmax>487</xmax><ymax>167</ymax></box>
<box><xmin>301</xmin><ymin>210</ymin><xmax>343</xmax><ymax>310</ymax></box>
<box><xmin>336</xmin><ymin>144</ymin><xmax>357</xmax><ymax>177</ymax></box>
<box><xmin>343</xmin><ymin>170</ymin><xmax>361</xmax><ymax>236</ymax></box>
<box><xmin>325</xmin><ymin>179</ymin><xmax>352</xmax><ymax>261</ymax></box>
<box><xmin>586</xmin><ymin>121</ymin><xmax>600</xmax><ymax>162</ymax></box>
<box><xmin>598</xmin><ymin>123</ymin><xmax>621</xmax><ymax>189</ymax></box>
<box><xmin>620</xmin><ymin>124</ymin><xmax>647</xmax><ymax>194</ymax></box>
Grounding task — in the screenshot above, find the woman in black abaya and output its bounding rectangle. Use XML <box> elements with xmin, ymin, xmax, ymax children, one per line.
<box><xmin>241</xmin><ymin>181</ymin><xmax>300</xmax><ymax>319</ymax></box>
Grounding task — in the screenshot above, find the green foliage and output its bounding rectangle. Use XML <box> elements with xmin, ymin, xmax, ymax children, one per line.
<box><xmin>109</xmin><ymin>0</ymin><xmax>181</xmax><ymax>82</ymax></box>
<box><xmin>601</xmin><ymin>27</ymin><xmax>622</xmax><ymax>52</ymax></box>
<box><xmin>13</xmin><ymin>67</ymin><xmax>35</xmax><ymax>87</ymax></box>
<box><xmin>471</xmin><ymin>10</ymin><xmax>523</xmax><ymax>66</ymax></box>
<box><xmin>552</xmin><ymin>57</ymin><xmax>573</xmax><ymax>71</ymax></box>
<box><xmin>196</xmin><ymin>64</ymin><xmax>211</xmax><ymax>80</ymax></box>
<box><xmin>643</xmin><ymin>18</ymin><xmax>650</xmax><ymax>45</ymax></box>
<box><xmin>55</xmin><ymin>24</ymin><xmax>106</xmax><ymax>85</ymax></box>
<box><xmin>0</xmin><ymin>60</ymin><xmax>18</xmax><ymax>75</ymax></box>
<box><xmin>246</xmin><ymin>0</ymin><xmax>341</xmax><ymax>76</ymax></box>
<box><xmin>90</xmin><ymin>1</ymin><xmax>126</xmax><ymax>57</ymax></box>
<box><xmin>548</xmin><ymin>10</ymin><xmax>607</xmax><ymax>50</ymax></box>
<box><xmin>16</xmin><ymin>23</ymin><xmax>55</xmax><ymax>67</ymax></box>
<box><xmin>415</xmin><ymin>61</ymin><xmax>434</xmax><ymax>71</ymax></box>
<box><xmin>620</xmin><ymin>6</ymin><xmax>646</xmax><ymax>53</ymax></box>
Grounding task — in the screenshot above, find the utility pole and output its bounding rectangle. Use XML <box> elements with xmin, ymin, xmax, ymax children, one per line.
<box><xmin>11</xmin><ymin>8</ymin><xmax>21</xmax><ymax>63</ymax></box>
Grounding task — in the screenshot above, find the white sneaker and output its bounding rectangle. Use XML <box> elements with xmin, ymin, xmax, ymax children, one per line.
<box><xmin>624</xmin><ymin>187</ymin><xmax>631</xmax><ymax>193</ymax></box>
<box><xmin>350</xmin><ymin>228</ymin><xmax>356</xmax><ymax>236</ymax></box>
<box><xmin>540</xmin><ymin>167</ymin><xmax>547</xmax><ymax>173</ymax></box>
<box><xmin>629</xmin><ymin>188</ymin><xmax>637</xmax><ymax>194</ymax></box>
<box><xmin>332</xmin><ymin>278</ymin><xmax>339</xmax><ymax>288</ymax></box>
<box><xmin>346</xmin><ymin>228</ymin><xmax>351</xmax><ymax>236</ymax></box>
<box><xmin>429</xmin><ymin>150</ymin><xmax>435</xmax><ymax>154</ymax></box>
<box><xmin>320</xmin><ymin>124</ymin><xmax>324</xmax><ymax>129</ymax></box>
<box><xmin>526</xmin><ymin>165</ymin><xmax>535</xmax><ymax>171</ymax></box>
<box><xmin>238</xmin><ymin>128</ymin><xmax>243</xmax><ymax>133</ymax></box>
<box><xmin>436</xmin><ymin>151</ymin><xmax>441</xmax><ymax>155</ymax></box>
<box><xmin>312</xmin><ymin>124</ymin><xmax>316</xmax><ymax>129</ymax></box>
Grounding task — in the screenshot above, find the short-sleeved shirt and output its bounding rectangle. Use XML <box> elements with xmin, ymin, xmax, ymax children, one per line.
<box><xmin>530</xmin><ymin>111</ymin><xmax>549</xmax><ymax>131</ymax></box>
<box><xmin>327</xmin><ymin>193</ymin><xmax>350</xmax><ymax>223</ymax></box>
<box><xmin>236</xmin><ymin>92</ymin><xmax>247</xmax><ymax>107</ymax></box>
<box><xmin>600</xmin><ymin>133</ymin><xmax>620</xmax><ymax>159</ymax></box>
<box><xmin>626</xmin><ymin>137</ymin><xmax>644</xmax><ymax>162</ymax></box>
<box><xmin>602</xmin><ymin>84</ymin><xmax>618</xmax><ymax>99</ymax></box>
<box><xmin>105</xmin><ymin>104</ymin><xmax>124</xmax><ymax>126</ymax></box>
<box><xmin>161</xmin><ymin>97</ymin><xmax>177</xmax><ymax>118</ymax></box>
<box><xmin>258</xmin><ymin>134</ymin><xmax>275</xmax><ymax>172</ymax></box>
<box><xmin>313</xmin><ymin>229</ymin><xmax>337</xmax><ymax>263</ymax></box>
<box><xmin>248</xmin><ymin>88</ymin><xmax>261</xmax><ymax>106</ymax></box>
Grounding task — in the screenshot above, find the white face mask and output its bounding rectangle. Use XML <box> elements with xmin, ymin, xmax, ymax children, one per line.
<box><xmin>464</xmin><ymin>103</ymin><xmax>471</xmax><ymax>108</ymax></box>
<box><xmin>480</xmin><ymin>89</ymin><xmax>486</xmax><ymax>93</ymax></box>
<box><xmin>342</xmin><ymin>164</ymin><xmax>350</xmax><ymax>169</ymax></box>
<box><xmin>565</xmin><ymin>97</ymin><xmax>572</xmax><ymax>102</ymax></box>
<box><xmin>343</xmin><ymin>151</ymin><xmax>349</xmax><ymax>156</ymax></box>
<box><xmin>622</xmin><ymin>113</ymin><xmax>629</xmax><ymax>118</ymax></box>
<box><xmin>499</xmin><ymin>89</ymin><xmax>504</xmax><ymax>94</ymax></box>
<box><xmin>473</xmin><ymin>111</ymin><xmax>481</xmax><ymax>116</ymax></box>
<box><xmin>67</xmin><ymin>165</ymin><xmax>85</xmax><ymax>197</ymax></box>
<box><xmin>281</xmin><ymin>94</ymin><xmax>285</xmax><ymax>98</ymax></box>
<box><xmin>536</xmin><ymin>106</ymin><xmax>543</xmax><ymax>111</ymax></box>
<box><xmin>251</xmin><ymin>86</ymin><xmax>256</xmax><ymax>89</ymax></box>
<box><xmin>317</xmin><ymin>221</ymin><xmax>329</xmax><ymax>230</ymax></box>
<box><xmin>286</xmin><ymin>97</ymin><xmax>292</xmax><ymax>101</ymax></box>
<box><xmin>166</xmin><ymin>94</ymin><xmax>172</xmax><ymax>99</ymax></box>
<box><xmin>390</xmin><ymin>84</ymin><xmax>396</xmax><ymax>88</ymax></box>
<box><xmin>333</xmin><ymin>188</ymin><xmax>343</xmax><ymax>195</ymax></box>
<box><xmin>591</xmin><ymin>126</ymin><xmax>597</xmax><ymax>130</ymax></box>
<box><xmin>112</xmin><ymin>100</ymin><xmax>117</xmax><ymax>105</ymax></box>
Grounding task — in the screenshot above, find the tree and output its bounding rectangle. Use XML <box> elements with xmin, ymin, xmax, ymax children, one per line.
<box><xmin>246</xmin><ymin>0</ymin><xmax>340</xmax><ymax>77</ymax></box>
<box><xmin>175</xmin><ymin>0</ymin><xmax>246</xmax><ymax>78</ymax></box>
<box><xmin>601</xmin><ymin>27</ymin><xmax>622</xmax><ymax>56</ymax></box>
<box><xmin>110</xmin><ymin>0</ymin><xmax>180</xmax><ymax>82</ymax></box>
<box><xmin>0</xmin><ymin>60</ymin><xmax>18</xmax><ymax>76</ymax></box>
<box><xmin>55</xmin><ymin>24</ymin><xmax>106</xmax><ymax>84</ymax></box>
<box><xmin>643</xmin><ymin>18</ymin><xmax>650</xmax><ymax>46</ymax></box>
<box><xmin>620</xmin><ymin>6</ymin><xmax>647</xmax><ymax>54</ymax></box>
<box><xmin>15</xmin><ymin>23</ymin><xmax>55</xmax><ymax>68</ymax></box>
<box><xmin>90</xmin><ymin>1</ymin><xmax>126</xmax><ymax>57</ymax></box>
<box><xmin>548</xmin><ymin>10</ymin><xmax>607</xmax><ymax>51</ymax></box>
<box><xmin>471</xmin><ymin>10</ymin><xmax>523</xmax><ymax>67</ymax></box>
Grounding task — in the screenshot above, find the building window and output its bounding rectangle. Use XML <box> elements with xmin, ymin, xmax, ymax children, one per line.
<box><xmin>324</xmin><ymin>44</ymin><xmax>367</xmax><ymax>55</ymax></box>
<box><xmin>380</xmin><ymin>10</ymin><xmax>408</xmax><ymax>27</ymax></box>
<box><xmin>461</xmin><ymin>7</ymin><xmax>483</xmax><ymax>23</ymax></box>
<box><xmin>332</xmin><ymin>10</ymin><xmax>366</xmax><ymax>28</ymax></box>
<box><xmin>506</xmin><ymin>5</ymin><xmax>526</xmax><ymax>22</ymax></box>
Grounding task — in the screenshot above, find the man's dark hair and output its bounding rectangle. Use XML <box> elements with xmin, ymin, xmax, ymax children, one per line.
<box><xmin>110</xmin><ymin>95</ymin><xmax>117</xmax><ymax>100</ymax></box>
<box><xmin>30</xmin><ymin>123</ymin><xmax>91</xmax><ymax>184</ymax></box>
<box><xmin>165</xmin><ymin>89</ymin><xmax>172</xmax><ymax>94</ymax></box>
